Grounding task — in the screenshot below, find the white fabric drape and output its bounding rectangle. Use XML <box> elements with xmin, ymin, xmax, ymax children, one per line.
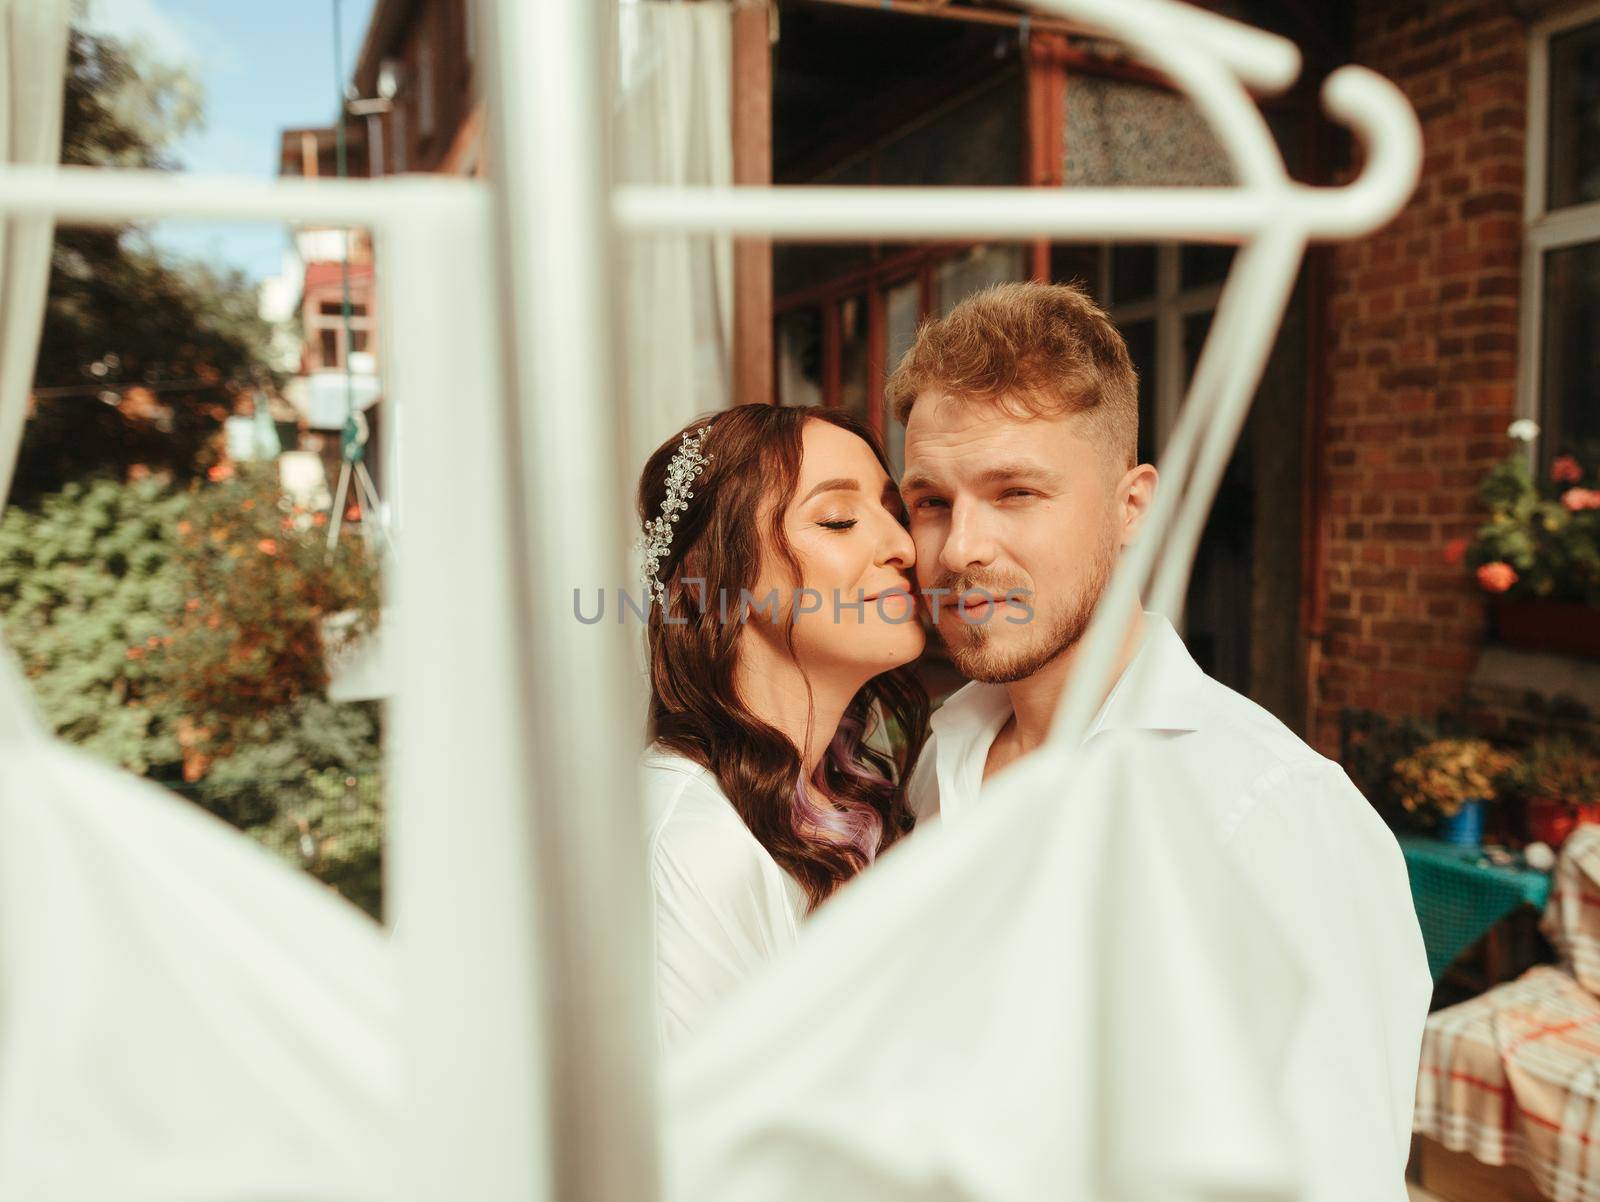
<box><xmin>663</xmin><ymin>731</ymin><xmax>1306</xmax><ymax>1202</ymax></box>
<box><xmin>0</xmin><ymin>0</ymin><xmax>67</xmax><ymax>510</ymax></box>
<box><xmin>0</xmin><ymin>655</ymin><xmax>398</xmax><ymax>1202</ymax></box>
<box><xmin>616</xmin><ymin>0</ymin><xmax>735</xmax><ymax>476</ymax></box>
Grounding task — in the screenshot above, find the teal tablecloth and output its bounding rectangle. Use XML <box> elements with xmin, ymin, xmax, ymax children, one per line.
<box><xmin>1397</xmin><ymin>834</ymin><xmax>1552</xmax><ymax>980</ymax></box>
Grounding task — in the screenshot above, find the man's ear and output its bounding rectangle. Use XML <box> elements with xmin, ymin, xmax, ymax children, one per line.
<box><xmin>1117</xmin><ymin>463</ymin><xmax>1158</xmax><ymax>548</ymax></box>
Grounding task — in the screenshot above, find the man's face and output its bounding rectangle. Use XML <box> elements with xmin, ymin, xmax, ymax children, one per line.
<box><xmin>899</xmin><ymin>394</ymin><xmax>1148</xmax><ymax>684</ymax></box>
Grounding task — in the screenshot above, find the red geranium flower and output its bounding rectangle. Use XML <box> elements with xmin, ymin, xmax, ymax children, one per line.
<box><xmin>1476</xmin><ymin>562</ymin><xmax>1519</xmax><ymax>594</ymax></box>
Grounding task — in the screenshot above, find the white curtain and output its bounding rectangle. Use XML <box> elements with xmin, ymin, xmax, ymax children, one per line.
<box><xmin>663</xmin><ymin>733</ymin><xmax>1303</xmax><ymax>1201</ymax></box>
<box><xmin>0</xmin><ymin>0</ymin><xmax>67</xmax><ymax>510</ymax></box>
<box><xmin>616</xmin><ymin>0</ymin><xmax>735</xmax><ymax>478</ymax></box>
<box><xmin>0</xmin><ymin>653</ymin><xmax>398</xmax><ymax>1202</ymax></box>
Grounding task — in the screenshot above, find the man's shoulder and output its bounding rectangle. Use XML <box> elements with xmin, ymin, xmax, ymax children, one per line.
<box><xmin>1164</xmin><ymin>674</ymin><xmax>1359</xmax><ymax>841</ymax></box>
<box><xmin>1188</xmin><ymin>674</ymin><xmax>1328</xmax><ymax>779</ymax></box>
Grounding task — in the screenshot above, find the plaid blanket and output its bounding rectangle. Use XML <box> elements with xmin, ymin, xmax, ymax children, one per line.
<box><xmin>1413</xmin><ymin>826</ymin><xmax>1600</xmax><ymax>1202</ymax></box>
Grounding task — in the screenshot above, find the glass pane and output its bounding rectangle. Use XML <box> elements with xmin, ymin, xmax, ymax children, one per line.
<box><xmin>1548</xmin><ymin>19</ymin><xmax>1600</xmax><ymax>211</ymax></box>
<box><xmin>1122</xmin><ymin>318</ymin><xmax>1156</xmax><ymax>466</ymax></box>
<box><xmin>884</xmin><ymin>279</ymin><xmax>921</xmax><ymax>477</ymax></box>
<box><xmin>1180</xmin><ymin>306</ymin><xmax>1253</xmax><ymax>695</ymax></box>
<box><xmin>1180</xmin><ymin>244</ymin><xmax>1234</xmax><ymax>290</ymax></box>
<box><xmin>1540</xmin><ymin>241</ymin><xmax>1600</xmax><ymax>454</ymax></box>
<box><xmin>1183</xmin><ymin>309</ymin><xmax>1214</xmax><ymax>384</ymax></box>
<box><xmin>318</xmin><ymin>327</ymin><xmax>339</xmax><ymax>368</ymax></box>
<box><xmin>1111</xmin><ymin>244</ymin><xmax>1156</xmax><ymax>304</ymax></box>
<box><xmin>776</xmin><ymin>307</ymin><xmax>823</xmax><ymax>408</ymax></box>
<box><xmin>838</xmin><ymin>295</ymin><xmax>870</xmax><ymax>425</ymax></box>
<box><xmin>934</xmin><ymin>244</ymin><xmax>1025</xmax><ymax>316</ymax></box>
<box><xmin>1049</xmin><ymin>244</ymin><xmax>1103</xmax><ymax>302</ymax></box>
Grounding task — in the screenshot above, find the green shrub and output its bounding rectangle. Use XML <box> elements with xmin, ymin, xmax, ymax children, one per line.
<box><xmin>0</xmin><ymin>470</ymin><xmax>385</xmax><ymax>917</ymax></box>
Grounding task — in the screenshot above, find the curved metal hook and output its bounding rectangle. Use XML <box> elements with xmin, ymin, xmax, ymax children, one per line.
<box><xmin>1306</xmin><ymin>65</ymin><xmax>1425</xmax><ymax>239</ymax></box>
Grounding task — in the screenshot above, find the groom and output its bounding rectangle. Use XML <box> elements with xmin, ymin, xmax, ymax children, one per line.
<box><xmin>891</xmin><ymin>282</ymin><xmax>1431</xmax><ymax>1202</ymax></box>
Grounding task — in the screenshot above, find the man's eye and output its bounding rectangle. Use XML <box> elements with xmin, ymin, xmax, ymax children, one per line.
<box><xmin>1001</xmin><ymin>489</ymin><xmax>1036</xmax><ymax>500</ymax></box>
<box><xmin>913</xmin><ymin>497</ymin><xmax>948</xmax><ymax>510</ymax></box>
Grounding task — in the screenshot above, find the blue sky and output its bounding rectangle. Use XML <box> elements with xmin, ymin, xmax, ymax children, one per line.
<box><xmin>78</xmin><ymin>0</ymin><xmax>381</xmax><ymax>281</ymax></box>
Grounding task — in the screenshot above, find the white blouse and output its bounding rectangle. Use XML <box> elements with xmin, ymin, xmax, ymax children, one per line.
<box><xmin>642</xmin><ymin>745</ymin><xmax>808</xmax><ymax>1048</ymax></box>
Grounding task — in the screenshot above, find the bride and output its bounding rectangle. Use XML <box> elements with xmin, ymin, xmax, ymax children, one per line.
<box><xmin>634</xmin><ymin>404</ymin><xmax>929</xmax><ymax>1046</ymax></box>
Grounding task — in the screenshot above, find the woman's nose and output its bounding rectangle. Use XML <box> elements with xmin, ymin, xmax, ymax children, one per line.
<box><xmin>878</xmin><ymin>510</ymin><xmax>916</xmax><ymax>570</ymax></box>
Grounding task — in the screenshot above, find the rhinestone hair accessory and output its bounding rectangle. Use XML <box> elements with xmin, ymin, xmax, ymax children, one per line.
<box><xmin>637</xmin><ymin>426</ymin><xmax>712</xmax><ymax>605</ymax></box>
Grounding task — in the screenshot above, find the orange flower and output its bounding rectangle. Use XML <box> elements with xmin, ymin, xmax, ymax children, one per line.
<box><xmin>1561</xmin><ymin>487</ymin><xmax>1600</xmax><ymax>511</ymax></box>
<box><xmin>125</xmin><ymin>646</ymin><xmax>143</xmax><ymax>660</ymax></box>
<box><xmin>344</xmin><ymin>505</ymin><xmax>361</xmax><ymax>522</ymax></box>
<box><xmin>1443</xmin><ymin>537</ymin><xmax>1470</xmax><ymax>566</ymax></box>
<box><xmin>241</xmin><ymin>499</ymin><xmax>255</xmax><ymax>512</ymax></box>
<box><xmin>206</xmin><ymin>462</ymin><xmax>234</xmax><ymax>483</ymax></box>
<box><xmin>184</xmin><ymin>597</ymin><xmax>201</xmax><ymax>611</ymax></box>
<box><xmin>312</xmin><ymin>512</ymin><xmax>327</xmax><ymax>527</ymax></box>
<box><xmin>256</xmin><ymin>538</ymin><xmax>279</xmax><ymax>556</ymax></box>
<box><xmin>176</xmin><ymin>519</ymin><xmax>193</xmax><ymax>536</ymax></box>
<box><xmin>1476</xmin><ymin>562</ymin><xmax>1519</xmax><ymax>594</ymax></box>
<box><xmin>1553</xmin><ymin>455</ymin><xmax>1584</xmax><ymax>484</ymax></box>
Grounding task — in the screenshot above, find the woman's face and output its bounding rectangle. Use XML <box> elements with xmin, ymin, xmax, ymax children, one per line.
<box><xmin>744</xmin><ymin>419</ymin><xmax>924</xmax><ymax>677</ymax></box>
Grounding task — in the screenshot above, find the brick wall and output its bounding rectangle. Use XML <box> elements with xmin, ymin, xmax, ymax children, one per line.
<box><xmin>1310</xmin><ymin>0</ymin><xmax>1527</xmax><ymax>753</ymax></box>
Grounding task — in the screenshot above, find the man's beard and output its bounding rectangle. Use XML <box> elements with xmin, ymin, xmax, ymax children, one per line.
<box><xmin>937</xmin><ymin>528</ymin><xmax>1119</xmax><ymax>685</ymax></box>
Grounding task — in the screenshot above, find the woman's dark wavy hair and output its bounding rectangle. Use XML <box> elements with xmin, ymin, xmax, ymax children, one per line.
<box><xmin>637</xmin><ymin>404</ymin><xmax>929</xmax><ymax>911</ymax></box>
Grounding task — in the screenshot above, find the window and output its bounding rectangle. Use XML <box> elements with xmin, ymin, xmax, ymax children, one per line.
<box><xmin>308</xmin><ymin>290</ymin><xmax>377</xmax><ymax>371</ymax></box>
<box><xmin>1524</xmin><ymin>5</ymin><xmax>1600</xmax><ymax>462</ymax></box>
<box><xmin>1097</xmin><ymin>243</ymin><xmax>1251</xmax><ymax>691</ymax></box>
<box><xmin>1100</xmin><ymin>242</ymin><xmax>1231</xmax><ymax>456</ymax></box>
<box><xmin>772</xmin><ymin>243</ymin><xmax>1027</xmax><ymax>476</ymax></box>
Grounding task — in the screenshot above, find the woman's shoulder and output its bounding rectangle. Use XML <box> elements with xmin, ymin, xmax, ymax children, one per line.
<box><xmin>639</xmin><ymin>745</ymin><xmax>784</xmax><ymax>893</ymax></box>
<box><xmin>640</xmin><ymin>745</ymin><xmax>743</xmax><ymax>838</ymax></box>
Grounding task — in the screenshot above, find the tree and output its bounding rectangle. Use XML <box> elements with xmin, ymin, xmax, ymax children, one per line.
<box><xmin>0</xmin><ymin>470</ymin><xmax>385</xmax><ymax>917</ymax></box>
<box><xmin>7</xmin><ymin>30</ymin><xmax>276</xmax><ymax>509</ymax></box>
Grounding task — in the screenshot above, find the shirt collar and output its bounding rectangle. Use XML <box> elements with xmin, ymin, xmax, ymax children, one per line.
<box><xmin>928</xmin><ymin>613</ymin><xmax>1207</xmax><ymax>817</ymax></box>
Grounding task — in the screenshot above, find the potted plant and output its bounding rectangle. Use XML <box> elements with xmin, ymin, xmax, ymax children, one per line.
<box><xmin>1394</xmin><ymin>738</ymin><xmax>1518</xmax><ymax>847</ymax></box>
<box><xmin>1449</xmin><ymin>421</ymin><xmax>1600</xmax><ymax>658</ymax></box>
<box><xmin>1505</xmin><ymin>737</ymin><xmax>1600</xmax><ymax>850</ymax></box>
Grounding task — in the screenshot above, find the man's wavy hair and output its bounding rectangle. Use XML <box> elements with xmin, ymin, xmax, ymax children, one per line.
<box><xmin>637</xmin><ymin>404</ymin><xmax>928</xmax><ymax>911</ymax></box>
<box><xmin>886</xmin><ymin>280</ymin><xmax>1139</xmax><ymax>469</ymax></box>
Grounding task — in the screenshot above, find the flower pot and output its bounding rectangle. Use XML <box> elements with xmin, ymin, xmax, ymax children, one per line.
<box><xmin>1439</xmin><ymin>799</ymin><xmax>1486</xmax><ymax>846</ymax></box>
<box><xmin>1489</xmin><ymin>599</ymin><xmax>1600</xmax><ymax>660</ymax></box>
<box><xmin>1526</xmin><ymin>797</ymin><xmax>1600</xmax><ymax>850</ymax></box>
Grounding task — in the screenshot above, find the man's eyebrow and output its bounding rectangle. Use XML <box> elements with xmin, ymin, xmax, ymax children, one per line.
<box><xmin>900</xmin><ymin>464</ymin><xmax>1060</xmax><ymax>494</ymax></box>
<box><xmin>971</xmin><ymin>463</ymin><xmax>1060</xmax><ymax>488</ymax></box>
<box><xmin>799</xmin><ymin>477</ymin><xmax>861</xmax><ymax>503</ymax></box>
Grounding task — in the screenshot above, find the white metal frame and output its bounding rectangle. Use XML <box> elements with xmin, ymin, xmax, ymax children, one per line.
<box><xmin>0</xmin><ymin>1</ymin><xmax>1421</xmax><ymax>1198</ymax></box>
<box><xmin>1518</xmin><ymin>0</ymin><xmax>1600</xmax><ymax>453</ymax></box>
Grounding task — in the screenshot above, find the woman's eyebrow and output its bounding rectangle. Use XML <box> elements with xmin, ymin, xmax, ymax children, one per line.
<box><xmin>799</xmin><ymin>477</ymin><xmax>860</xmax><ymax>503</ymax></box>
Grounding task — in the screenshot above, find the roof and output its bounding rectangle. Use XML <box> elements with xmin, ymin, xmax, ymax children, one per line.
<box><xmin>304</xmin><ymin>262</ymin><xmax>376</xmax><ymax>291</ymax></box>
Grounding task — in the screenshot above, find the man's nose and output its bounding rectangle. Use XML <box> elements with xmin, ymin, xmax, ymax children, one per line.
<box><xmin>939</xmin><ymin>501</ymin><xmax>996</xmax><ymax>574</ymax></box>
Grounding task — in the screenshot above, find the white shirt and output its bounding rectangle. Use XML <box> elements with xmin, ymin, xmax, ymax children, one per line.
<box><xmin>642</xmin><ymin>745</ymin><xmax>808</xmax><ymax>1048</ymax></box>
<box><xmin>906</xmin><ymin>613</ymin><xmax>1433</xmax><ymax>1202</ymax></box>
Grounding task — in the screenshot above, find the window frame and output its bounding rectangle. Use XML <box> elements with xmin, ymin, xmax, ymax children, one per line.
<box><xmin>1102</xmin><ymin>242</ymin><xmax>1224</xmax><ymax>455</ymax></box>
<box><xmin>1519</xmin><ymin>0</ymin><xmax>1600</xmax><ymax>460</ymax></box>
